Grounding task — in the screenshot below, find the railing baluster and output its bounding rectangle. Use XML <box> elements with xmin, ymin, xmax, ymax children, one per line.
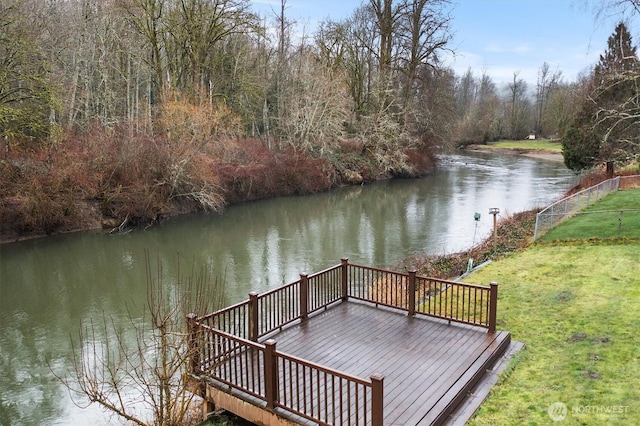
<box><xmin>249</xmin><ymin>292</ymin><xmax>259</xmax><ymax>341</ymax></box>
<box><xmin>347</xmin><ymin>379</ymin><xmax>352</xmax><ymax>425</ymax></box>
<box><xmin>463</xmin><ymin>286</ymin><xmax>467</xmax><ymax>323</ymax></box>
<box><xmin>316</xmin><ymin>369</ymin><xmax>321</xmax><ymax>419</ymax></box>
<box><xmin>300</xmin><ymin>273</ymin><xmax>309</xmax><ymax>321</ymax></box>
<box><xmin>408</xmin><ymin>269</ymin><xmax>416</xmax><ymax>316</ymax></box>
<box><xmin>295</xmin><ymin>362</ymin><xmax>300</xmax><ymax>410</ymax></box>
<box><xmin>339</xmin><ymin>377</ymin><xmax>344</xmax><ymax>425</ymax></box>
<box><xmin>353</xmin><ymin>380</ymin><xmax>357</xmax><ymax>424</ymax></box>
<box><xmin>472</xmin><ymin>287</ymin><xmax>477</xmax><ymax>324</ymax></box>
<box><xmin>479</xmin><ymin>288</ymin><xmax>485</xmax><ymax>325</ymax></box>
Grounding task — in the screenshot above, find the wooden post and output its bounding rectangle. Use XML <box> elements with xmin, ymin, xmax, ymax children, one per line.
<box><xmin>370</xmin><ymin>373</ymin><xmax>384</xmax><ymax>426</ymax></box>
<box><xmin>300</xmin><ymin>273</ymin><xmax>309</xmax><ymax>321</ymax></box>
<box><xmin>341</xmin><ymin>257</ymin><xmax>349</xmax><ymax>300</ymax></box>
<box><xmin>407</xmin><ymin>270</ymin><xmax>416</xmax><ymax>316</ymax></box>
<box><xmin>488</xmin><ymin>282</ymin><xmax>498</xmax><ymax>334</ymax></box>
<box><xmin>264</xmin><ymin>339</ymin><xmax>279</xmax><ymax>409</ymax></box>
<box><xmin>492</xmin><ymin>213</ymin><xmax>497</xmax><ymax>249</ymax></box>
<box><xmin>185</xmin><ymin>313</ymin><xmax>199</xmax><ymax>374</ymax></box>
<box><xmin>249</xmin><ymin>291</ymin><xmax>259</xmax><ymax>341</ymax></box>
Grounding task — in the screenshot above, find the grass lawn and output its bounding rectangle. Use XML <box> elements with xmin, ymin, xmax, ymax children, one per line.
<box><xmin>487</xmin><ymin>139</ymin><xmax>563</xmax><ymax>152</ymax></box>
<box><xmin>464</xmin><ymin>242</ymin><xmax>640</xmax><ymax>425</ymax></box>
<box><xmin>539</xmin><ymin>189</ymin><xmax>640</xmax><ymax>242</ymax></box>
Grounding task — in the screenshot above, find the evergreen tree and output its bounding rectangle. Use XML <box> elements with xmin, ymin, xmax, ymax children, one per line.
<box><xmin>594</xmin><ymin>22</ymin><xmax>638</xmax><ymax>76</ymax></box>
<box><xmin>562</xmin><ymin>102</ymin><xmax>601</xmax><ymax>171</ymax></box>
<box><xmin>562</xmin><ymin>22</ymin><xmax>640</xmax><ymax>173</ymax></box>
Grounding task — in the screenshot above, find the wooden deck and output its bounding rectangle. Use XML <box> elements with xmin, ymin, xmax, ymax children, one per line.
<box><xmin>187</xmin><ymin>259</ymin><xmax>511</xmax><ymax>425</ymax></box>
<box><xmin>265</xmin><ymin>301</ymin><xmax>510</xmax><ymax>425</ymax></box>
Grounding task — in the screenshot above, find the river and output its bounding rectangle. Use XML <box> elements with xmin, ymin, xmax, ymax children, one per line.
<box><xmin>0</xmin><ymin>151</ymin><xmax>576</xmax><ymax>425</ymax></box>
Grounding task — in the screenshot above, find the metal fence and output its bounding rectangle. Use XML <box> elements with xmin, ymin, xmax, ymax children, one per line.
<box><xmin>533</xmin><ymin>177</ymin><xmax>621</xmax><ymax>241</ymax></box>
<box><xmin>620</xmin><ymin>174</ymin><xmax>640</xmax><ymax>189</ymax></box>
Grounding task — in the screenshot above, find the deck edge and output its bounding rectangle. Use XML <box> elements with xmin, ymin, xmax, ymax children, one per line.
<box><xmin>422</xmin><ymin>330</ymin><xmax>512</xmax><ymax>425</ymax></box>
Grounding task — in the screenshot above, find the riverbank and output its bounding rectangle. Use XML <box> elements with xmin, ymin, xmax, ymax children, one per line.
<box><xmin>401</xmin><ymin>169</ymin><xmax>631</xmax><ymax>279</ymax></box>
<box><xmin>417</xmin><ymin>185</ymin><xmax>640</xmax><ymax>424</ymax></box>
<box><xmin>1</xmin><ymin>138</ymin><xmax>568</xmax><ymax>245</ymax></box>
<box><xmin>0</xmin><ymin>136</ymin><xmax>436</xmax><ymax>244</ymax></box>
<box><xmin>464</xmin><ymin>139</ymin><xmax>564</xmax><ymax>162</ymax></box>
<box><xmin>400</xmin><ymin>209</ymin><xmax>539</xmax><ymax>279</ymax></box>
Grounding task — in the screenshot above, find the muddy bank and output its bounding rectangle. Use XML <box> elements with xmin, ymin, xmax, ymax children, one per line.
<box><xmin>399</xmin><ymin>209</ymin><xmax>539</xmax><ymax>279</ymax></box>
<box><xmin>465</xmin><ymin>144</ymin><xmax>564</xmax><ymax>162</ymax></box>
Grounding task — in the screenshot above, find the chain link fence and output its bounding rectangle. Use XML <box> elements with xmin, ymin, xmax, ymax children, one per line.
<box><xmin>620</xmin><ymin>174</ymin><xmax>640</xmax><ymax>189</ymax></box>
<box><xmin>533</xmin><ymin>177</ymin><xmax>621</xmax><ymax>241</ymax></box>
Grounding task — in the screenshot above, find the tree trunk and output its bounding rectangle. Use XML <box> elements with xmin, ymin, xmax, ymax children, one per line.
<box><xmin>606</xmin><ymin>161</ymin><xmax>614</xmax><ymax>178</ymax></box>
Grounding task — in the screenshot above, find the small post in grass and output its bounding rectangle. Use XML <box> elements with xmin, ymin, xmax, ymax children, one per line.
<box><xmin>489</xmin><ymin>208</ymin><xmax>500</xmax><ymax>249</ymax></box>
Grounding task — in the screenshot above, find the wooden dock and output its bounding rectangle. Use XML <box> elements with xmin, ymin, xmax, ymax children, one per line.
<box><xmin>187</xmin><ymin>259</ymin><xmax>511</xmax><ymax>425</ymax></box>
<box><xmin>270</xmin><ymin>301</ymin><xmax>510</xmax><ymax>425</ymax></box>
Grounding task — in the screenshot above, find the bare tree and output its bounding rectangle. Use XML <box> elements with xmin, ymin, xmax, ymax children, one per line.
<box><xmin>594</xmin><ymin>72</ymin><xmax>640</xmax><ymax>161</ymax></box>
<box><xmin>51</xmin><ymin>253</ymin><xmax>225</xmax><ymax>425</ymax></box>
<box><xmin>476</xmin><ymin>71</ymin><xmax>502</xmax><ymax>141</ymax></box>
<box><xmin>534</xmin><ymin>62</ymin><xmax>562</xmax><ymax>137</ymax></box>
<box><xmin>271</xmin><ymin>49</ymin><xmax>349</xmax><ymax>154</ymax></box>
<box><xmin>453</xmin><ymin>69</ymin><xmax>502</xmax><ymax>143</ymax></box>
<box><xmin>543</xmin><ymin>80</ymin><xmax>579</xmax><ymax>138</ymax></box>
<box><xmin>0</xmin><ymin>0</ymin><xmax>56</xmax><ymax>147</ymax></box>
<box><xmin>314</xmin><ymin>6</ymin><xmax>387</xmax><ymax>124</ymax></box>
<box><xmin>587</xmin><ymin>0</ymin><xmax>640</xmax><ymax>21</ymax></box>
<box><xmin>369</xmin><ymin>0</ymin><xmax>397</xmax><ymax>77</ymax></box>
<box><xmin>507</xmin><ymin>71</ymin><xmax>531</xmax><ymax>139</ymax></box>
<box><xmin>396</xmin><ymin>0</ymin><xmax>452</xmax><ymax>116</ymax></box>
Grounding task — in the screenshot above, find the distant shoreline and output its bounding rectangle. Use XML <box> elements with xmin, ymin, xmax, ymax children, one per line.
<box><xmin>464</xmin><ymin>143</ymin><xmax>564</xmax><ymax>162</ymax></box>
<box><xmin>1</xmin><ymin>146</ymin><xmax>565</xmax><ymax>245</ymax></box>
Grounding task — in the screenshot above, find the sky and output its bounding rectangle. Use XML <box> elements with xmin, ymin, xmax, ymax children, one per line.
<box><xmin>251</xmin><ymin>0</ymin><xmax>632</xmax><ymax>89</ymax></box>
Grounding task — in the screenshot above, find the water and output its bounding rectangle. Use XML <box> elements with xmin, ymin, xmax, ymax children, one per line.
<box><xmin>0</xmin><ymin>151</ymin><xmax>576</xmax><ymax>424</ymax></box>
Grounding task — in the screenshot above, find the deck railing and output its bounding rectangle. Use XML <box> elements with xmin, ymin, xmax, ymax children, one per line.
<box><xmin>187</xmin><ymin>258</ymin><xmax>498</xmax><ymax>425</ymax></box>
<box><xmin>187</xmin><ymin>322</ymin><xmax>267</xmax><ymax>400</ymax></box>
<box><xmin>196</xmin><ymin>264</ymin><xmax>345</xmax><ymax>342</ymax></box>
<box><xmin>346</xmin><ymin>262</ymin><xmax>497</xmax><ymax>331</ymax></box>
<box><xmin>273</xmin><ymin>341</ymin><xmax>382</xmax><ymax>425</ymax></box>
<box><xmin>186</xmin><ymin>318</ymin><xmax>383</xmax><ymax>425</ymax></box>
<box><xmin>196</xmin><ymin>299</ymin><xmax>252</xmax><ymax>339</ymax></box>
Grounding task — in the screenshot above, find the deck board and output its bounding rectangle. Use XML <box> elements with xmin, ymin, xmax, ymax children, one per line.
<box><xmin>255</xmin><ymin>300</ymin><xmax>510</xmax><ymax>425</ymax></box>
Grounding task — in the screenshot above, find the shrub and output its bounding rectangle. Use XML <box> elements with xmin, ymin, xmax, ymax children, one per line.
<box><xmin>217</xmin><ymin>139</ymin><xmax>336</xmax><ymax>202</ymax></box>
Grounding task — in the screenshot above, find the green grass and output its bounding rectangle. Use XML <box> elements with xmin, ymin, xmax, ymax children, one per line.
<box><xmin>487</xmin><ymin>139</ymin><xmax>563</xmax><ymax>152</ymax></box>
<box><xmin>540</xmin><ymin>189</ymin><xmax>640</xmax><ymax>242</ymax></box>
<box><xmin>465</xmin><ymin>242</ymin><xmax>640</xmax><ymax>425</ymax></box>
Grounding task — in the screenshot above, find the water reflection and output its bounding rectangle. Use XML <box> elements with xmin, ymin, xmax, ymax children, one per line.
<box><xmin>0</xmin><ymin>152</ymin><xmax>576</xmax><ymax>424</ymax></box>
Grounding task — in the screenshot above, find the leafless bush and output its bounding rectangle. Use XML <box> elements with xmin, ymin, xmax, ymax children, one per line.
<box><xmin>51</xmin><ymin>253</ymin><xmax>225</xmax><ymax>426</ymax></box>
